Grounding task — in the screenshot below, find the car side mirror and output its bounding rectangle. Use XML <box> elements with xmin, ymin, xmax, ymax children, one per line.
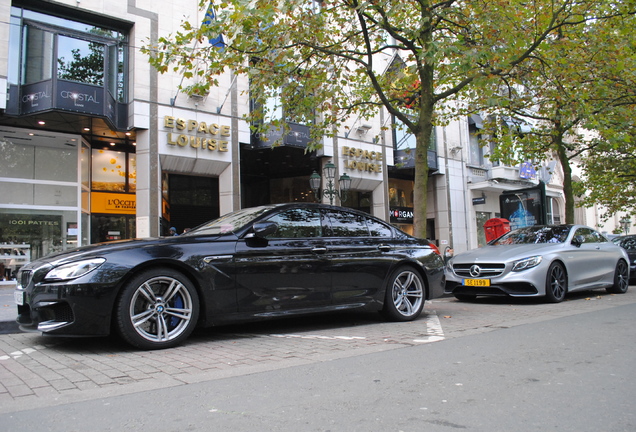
<box><xmin>250</xmin><ymin>221</ymin><xmax>278</xmax><ymax>238</ymax></box>
<box><xmin>571</xmin><ymin>235</ymin><xmax>584</xmax><ymax>247</ymax></box>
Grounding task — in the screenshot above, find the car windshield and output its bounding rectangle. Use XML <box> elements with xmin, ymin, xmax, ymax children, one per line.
<box><xmin>184</xmin><ymin>206</ymin><xmax>274</xmax><ymax>236</ymax></box>
<box><xmin>491</xmin><ymin>225</ymin><xmax>571</xmax><ymax>245</ymax></box>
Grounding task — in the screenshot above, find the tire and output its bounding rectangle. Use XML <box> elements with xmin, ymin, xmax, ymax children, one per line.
<box><xmin>382</xmin><ymin>266</ymin><xmax>425</xmax><ymax>322</ymax></box>
<box><xmin>454</xmin><ymin>294</ymin><xmax>477</xmax><ymax>302</ymax></box>
<box><xmin>606</xmin><ymin>260</ymin><xmax>629</xmax><ymax>294</ymax></box>
<box><xmin>115</xmin><ymin>268</ymin><xmax>199</xmax><ymax>350</ymax></box>
<box><xmin>544</xmin><ymin>262</ymin><xmax>567</xmax><ymax>303</ymax></box>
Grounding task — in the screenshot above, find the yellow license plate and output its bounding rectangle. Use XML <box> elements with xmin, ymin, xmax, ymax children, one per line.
<box><xmin>463</xmin><ymin>278</ymin><xmax>490</xmax><ymax>287</ymax></box>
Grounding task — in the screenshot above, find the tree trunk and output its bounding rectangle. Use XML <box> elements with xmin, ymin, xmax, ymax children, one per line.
<box><xmin>555</xmin><ymin>140</ymin><xmax>575</xmax><ymax>224</ymax></box>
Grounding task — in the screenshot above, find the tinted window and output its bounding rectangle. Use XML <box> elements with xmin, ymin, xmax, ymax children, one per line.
<box><xmin>324</xmin><ymin>210</ymin><xmax>369</xmax><ymax>237</ymax></box>
<box><xmin>492</xmin><ymin>225</ymin><xmax>571</xmax><ymax>245</ymax></box>
<box><xmin>621</xmin><ymin>237</ymin><xmax>636</xmax><ymax>251</ymax></box>
<box><xmin>573</xmin><ymin>228</ymin><xmax>597</xmax><ymax>244</ymax></box>
<box><xmin>265</xmin><ymin>208</ymin><xmax>321</xmax><ymax>238</ymax></box>
<box><xmin>367</xmin><ymin>218</ymin><xmax>393</xmax><ymax>237</ymax></box>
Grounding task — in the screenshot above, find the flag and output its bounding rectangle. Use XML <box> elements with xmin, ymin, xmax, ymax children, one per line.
<box><xmin>203</xmin><ymin>1</ymin><xmax>225</xmax><ymax>50</ymax></box>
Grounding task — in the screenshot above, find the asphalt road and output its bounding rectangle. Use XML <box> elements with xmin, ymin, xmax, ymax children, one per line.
<box><xmin>1</xmin><ymin>286</ymin><xmax>635</xmax><ymax>431</ymax></box>
<box><xmin>1</xmin><ymin>302</ymin><xmax>634</xmax><ymax>431</ymax></box>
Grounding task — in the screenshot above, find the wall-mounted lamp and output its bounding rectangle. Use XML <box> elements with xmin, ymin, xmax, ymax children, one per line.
<box><xmin>309</xmin><ymin>162</ymin><xmax>351</xmax><ymax>205</ymax></box>
<box><xmin>356</xmin><ymin>124</ymin><xmax>372</xmax><ymax>134</ymax></box>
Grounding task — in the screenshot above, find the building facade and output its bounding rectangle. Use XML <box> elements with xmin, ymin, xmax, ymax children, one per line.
<box><xmin>0</xmin><ymin>0</ymin><xmax>571</xmax><ymax>278</ymax></box>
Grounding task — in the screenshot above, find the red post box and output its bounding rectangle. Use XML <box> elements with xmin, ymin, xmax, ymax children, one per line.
<box><xmin>483</xmin><ymin>218</ymin><xmax>511</xmax><ymax>243</ymax></box>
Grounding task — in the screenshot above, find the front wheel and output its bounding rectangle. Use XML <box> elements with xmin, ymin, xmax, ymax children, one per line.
<box><xmin>606</xmin><ymin>260</ymin><xmax>629</xmax><ymax>294</ymax></box>
<box><xmin>115</xmin><ymin>268</ymin><xmax>199</xmax><ymax>350</ymax></box>
<box><xmin>544</xmin><ymin>262</ymin><xmax>567</xmax><ymax>303</ymax></box>
<box><xmin>382</xmin><ymin>267</ymin><xmax>425</xmax><ymax>322</ymax></box>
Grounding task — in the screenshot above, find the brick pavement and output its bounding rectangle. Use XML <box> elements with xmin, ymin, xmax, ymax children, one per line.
<box><xmin>0</xmin><ymin>287</ymin><xmax>634</xmax><ymax>414</ymax></box>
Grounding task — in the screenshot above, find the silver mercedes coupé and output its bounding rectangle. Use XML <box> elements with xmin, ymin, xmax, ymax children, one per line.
<box><xmin>444</xmin><ymin>225</ymin><xmax>630</xmax><ymax>303</ymax></box>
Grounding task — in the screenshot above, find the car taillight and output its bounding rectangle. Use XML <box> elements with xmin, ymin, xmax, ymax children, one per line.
<box><xmin>428</xmin><ymin>242</ymin><xmax>441</xmax><ymax>256</ymax></box>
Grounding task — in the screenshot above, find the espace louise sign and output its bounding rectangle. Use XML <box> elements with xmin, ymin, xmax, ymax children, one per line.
<box><xmin>163</xmin><ymin>115</ymin><xmax>231</xmax><ymax>153</ymax></box>
<box><xmin>341</xmin><ymin>146</ymin><xmax>383</xmax><ymax>174</ymax></box>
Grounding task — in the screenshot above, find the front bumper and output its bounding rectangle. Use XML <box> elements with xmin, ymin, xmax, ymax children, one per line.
<box><xmin>444</xmin><ymin>280</ymin><xmax>539</xmax><ymax>297</ymax></box>
<box><xmin>16</xmin><ymin>281</ymin><xmax>119</xmax><ymax>337</ymax></box>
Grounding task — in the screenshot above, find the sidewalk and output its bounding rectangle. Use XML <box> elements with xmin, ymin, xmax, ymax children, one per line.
<box><xmin>0</xmin><ymin>282</ymin><xmax>19</xmax><ymax>334</ymax></box>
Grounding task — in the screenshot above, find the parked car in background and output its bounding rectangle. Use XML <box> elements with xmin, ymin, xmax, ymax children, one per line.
<box><xmin>613</xmin><ymin>235</ymin><xmax>636</xmax><ymax>283</ymax></box>
<box><xmin>445</xmin><ymin>225</ymin><xmax>630</xmax><ymax>303</ymax></box>
<box><xmin>15</xmin><ymin>203</ymin><xmax>445</xmax><ymax>350</ymax></box>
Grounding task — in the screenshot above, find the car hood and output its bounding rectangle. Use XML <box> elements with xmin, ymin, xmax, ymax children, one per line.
<box><xmin>451</xmin><ymin>243</ymin><xmax>564</xmax><ymax>263</ymax></box>
<box><xmin>27</xmin><ymin>235</ymin><xmax>225</xmax><ymax>267</ymax></box>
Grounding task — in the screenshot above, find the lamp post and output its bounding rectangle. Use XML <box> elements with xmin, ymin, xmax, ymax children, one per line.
<box><xmin>619</xmin><ymin>216</ymin><xmax>631</xmax><ymax>235</ymax></box>
<box><xmin>309</xmin><ymin>162</ymin><xmax>351</xmax><ymax>205</ymax></box>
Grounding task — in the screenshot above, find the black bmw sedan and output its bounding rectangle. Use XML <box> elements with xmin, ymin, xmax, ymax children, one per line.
<box><xmin>15</xmin><ymin>203</ymin><xmax>445</xmax><ymax>350</ymax></box>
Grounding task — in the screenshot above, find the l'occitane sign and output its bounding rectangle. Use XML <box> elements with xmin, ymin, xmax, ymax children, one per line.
<box><xmin>164</xmin><ymin>116</ymin><xmax>230</xmax><ymax>152</ymax></box>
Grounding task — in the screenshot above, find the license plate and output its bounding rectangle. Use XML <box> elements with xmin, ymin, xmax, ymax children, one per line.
<box><xmin>463</xmin><ymin>278</ymin><xmax>490</xmax><ymax>287</ymax></box>
<box><xmin>14</xmin><ymin>290</ymin><xmax>24</xmax><ymax>306</ymax></box>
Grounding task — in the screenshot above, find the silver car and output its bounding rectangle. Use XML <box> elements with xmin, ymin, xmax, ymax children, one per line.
<box><xmin>445</xmin><ymin>225</ymin><xmax>630</xmax><ymax>303</ymax></box>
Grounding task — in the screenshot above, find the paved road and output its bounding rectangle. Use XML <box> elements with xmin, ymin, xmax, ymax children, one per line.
<box><xmin>1</xmin><ymin>284</ymin><xmax>635</xmax><ymax>418</ymax></box>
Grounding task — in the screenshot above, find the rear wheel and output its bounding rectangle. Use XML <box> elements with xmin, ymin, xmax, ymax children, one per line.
<box><xmin>544</xmin><ymin>262</ymin><xmax>567</xmax><ymax>303</ymax></box>
<box><xmin>115</xmin><ymin>268</ymin><xmax>199</xmax><ymax>350</ymax></box>
<box><xmin>606</xmin><ymin>260</ymin><xmax>629</xmax><ymax>294</ymax></box>
<box><xmin>382</xmin><ymin>266</ymin><xmax>425</xmax><ymax>322</ymax></box>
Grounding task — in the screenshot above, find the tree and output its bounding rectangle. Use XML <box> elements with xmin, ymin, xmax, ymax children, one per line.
<box><xmin>578</xmin><ymin>106</ymin><xmax>636</xmax><ymax>219</ymax></box>
<box><xmin>479</xmin><ymin>4</ymin><xmax>636</xmax><ymax>224</ymax></box>
<box><xmin>144</xmin><ymin>0</ymin><xmax>619</xmax><ymax>238</ymax></box>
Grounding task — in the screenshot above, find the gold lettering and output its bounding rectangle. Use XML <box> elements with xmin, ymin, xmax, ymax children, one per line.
<box><xmin>188</xmin><ymin>120</ymin><xmax>198</xmax><ymax>131</ymax></box>
<box><xmin>190</xmin><ymin>136</ymin><xmax>201</xmax><ymax>148</ymax></box>
<box><xmin>207</xmin><ymin>139</ymin><xmax>217</xmax><ymax>150</ymax></box>
<box><xmin>220</xmin><ymin>125</ymin><xmax>231</xmax><ymax>137</ymax></box>
<box><xmin>176</xmin><ymin>118</ymin><xmax>186</xmax><ymax>130</ymax></box>
<box><xmin>177</xmin><ymin>134</ymin><xmax>188</xmax><ymax>146</ymax></box>
<box><xmin>164</xmin><ymin>116</ymin><xmax>175</xmax><ymax>128</ymax></box>
<box><xmin>209</xmin><ymin>123</ymin><xmax>219</xmax><ymax>135</ymax></box>
<box><xmin>219</xmin><ymin>141</ymin><xmax>229</xmax><ymax>151</ymax></box>
<box><xmin>198</xmin><ymin>122</ymin><xmax>208</xmax><ymax>133</ymax></box>
<box><xmin>167</xmin><ymin>133</ymin><xmax>178</xmax><ymax>145</ymax></box>
<box><xmin>342</xmin><ymin>146</ymin><xmax>350</xmax><ymax>156</ymax></box>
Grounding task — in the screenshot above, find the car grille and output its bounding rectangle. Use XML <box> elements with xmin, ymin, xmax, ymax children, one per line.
<box><xmin>452</xmin><ymin>263</ymin><xmax>506</xmax><ymax>278</ymax></box>
<box><xmin>19</xmin><ymin>270</ymin><xmax>32</xmax><ymax>289</ymax></box>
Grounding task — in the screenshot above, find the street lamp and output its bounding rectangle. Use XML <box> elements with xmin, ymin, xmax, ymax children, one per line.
<box><xmin>619</xmin><ymin>216</ymin><xmax>631</xmax><ymax>235</ymax></box>
<box><xmin>309</xmin><ymin>162</ymin><xmax>351</xmax><ymax>205</ymax></box>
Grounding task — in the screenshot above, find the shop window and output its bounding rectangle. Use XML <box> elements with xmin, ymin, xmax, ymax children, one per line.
<box><xmin>8</xmin><ymin>6</ymin><xmax>129</xmax><ymax>124</ymax></box>
<box><xmin>22</xmin><ymin>25</ymin><xmax>54</xmax><ymax>84</ymax></box>
<box><xmin>91</xmin><ymin>149</ymin><xmax>135</xmax><ymax>193</ymax></box>
<box><xmin>57</xmin><ymin>35</ymin><xmax>105</xmax><ymax>86</ymax></box>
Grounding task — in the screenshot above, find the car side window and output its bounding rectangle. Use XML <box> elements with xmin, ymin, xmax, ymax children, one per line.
<box><xmin>264</xmin><ymin>208</ymin><xmax>322</xmax><ymax>238</ymax></box>
<box><xmin>366</xmin><ymin>217</ymin><xmax>393</xmax><ymax>237</ymax></box>
<box><xmin>591</xmin><ymin>231</ymin><xmax>607</xmax><ymax>243</ymax></box>
<box><xmin>323</xmin><ymin>209</ymin><xmax>369</xmax><ymax>237</ymax></box>
<box><xmin>573</xmin><ymin>228</ymin><xmax>596</xmax><ymax>244</ymax></box>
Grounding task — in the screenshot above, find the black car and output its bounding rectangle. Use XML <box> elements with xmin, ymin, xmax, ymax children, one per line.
<box><xmin>614</xmin><ymin>235</ymin><xmax>636</xmax><ymax>283</ymax></box>
<box><xmin>15</xmin><ymin>203</ymin><xmax>445</xmax><ymax>350</ymax></box>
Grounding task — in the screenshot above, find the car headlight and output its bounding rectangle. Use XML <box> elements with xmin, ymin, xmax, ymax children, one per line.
<box><xmin>511</xmin><ymin>256</ymin><xmax>542</xmax><ymax>272</ymax></box>
<box><xmin>44</xmin><ymin>258</ymin><xmax>106</xmax><ymax>281</ymax></box>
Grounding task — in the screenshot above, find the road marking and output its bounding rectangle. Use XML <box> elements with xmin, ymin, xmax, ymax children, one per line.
<box><xmin>413</xmin><ymin>311</ymin><xmax>445</xmax><ymax>343</ymax></box>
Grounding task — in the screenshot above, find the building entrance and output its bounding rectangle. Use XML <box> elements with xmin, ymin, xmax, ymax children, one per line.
<box><xmin>166</xmin><ymin>174</ymin><xmax>220</xmax><ymax>235</ymax></box>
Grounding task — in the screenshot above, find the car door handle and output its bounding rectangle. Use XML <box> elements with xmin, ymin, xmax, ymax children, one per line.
<box><xmin>378</xmin><ymin>244</ymin><xmax>391</xmax><ymax>252</ymax></box>
<box><xmin>312</xmin><ymin>247</ymin><xmax>327</xmax><ymax>254</ymax></box>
